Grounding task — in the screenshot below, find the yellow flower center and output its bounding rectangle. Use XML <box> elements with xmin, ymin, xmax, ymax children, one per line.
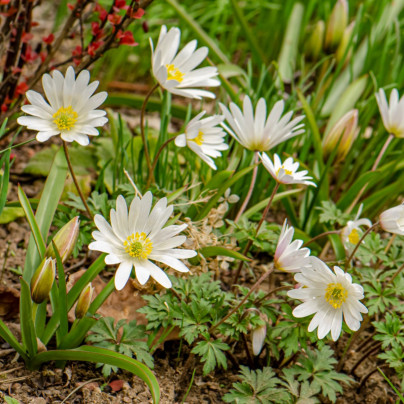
<box><xmin>53</xmin><ymin>106</ymin><xmax>78</xmax><ymax>131</ymax></box>
<box><xmin>348</xmin><ymin>228</ymin><xmax>360</xmax><ymax>244</ymax></box>
<box><xmin>192</xmin><ymin>131</ymin><xmax>204</xmax><ymax>146</ymax></box>
<box><xmin>276</xmin><ymin>165</ymin><xmax>293</xmax><ymax>176</ymax></box>
<box><xmin>124</xmin><ymin>232</ymin><xmax>153</xmax><ymax>259</ymax></box>
<box><xmin>166</xmin><ymin>64</ymin><xmax>184</xmax><ymax>82</ymax></box>
<box><xmin>325</xmin><ymin>283</ymin><xmax>347</xmax><ymax>309</ymax></box>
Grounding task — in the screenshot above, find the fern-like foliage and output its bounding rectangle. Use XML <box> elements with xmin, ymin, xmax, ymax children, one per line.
<box><xmin>223</xmin><ymin>366</ymin><xmax>291</xmax><ymax>404</ymax></box>
<box><xmin>86</xmin><ymin>317</ymin><xmax>153</xmax><ymax>377</ymax></box>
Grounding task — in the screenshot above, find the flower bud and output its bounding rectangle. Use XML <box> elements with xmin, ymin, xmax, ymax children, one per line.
<box><xmin>380</xmin><ymin>205</ymin><xmax>404</xmax><ymax>235</ymax></box>
<box><xmin>31</xmin><ymin>257</ymin><xmax>56</xmax><ymax>304</ymax></box>
<box><xmin>75</xmin><ymin>283</ymin><xmax>94</xmax><ymax>319</ymax></box>
<box><xmin>336</xmin><ymin>21</ymin><xmax>355</xmax><ymax>64</ymax></box>
<box><xmin>45</xmin><ymin>217</ymin><xmax>80</xmax><ymax>263</ymax></box>
<box><xmin>322</xmin><ymin>109</ymin><xmax>359</xmax><ymax>162</ymax></box>
<box><xmin>305</xmin><ymin>21</ymin><xmax>325</xmax><ymax>60</ymax></box>
<box><xmin>325</xmin><ymin>0</ymin><xmax>348</xmax><ymax>51</ymax></box>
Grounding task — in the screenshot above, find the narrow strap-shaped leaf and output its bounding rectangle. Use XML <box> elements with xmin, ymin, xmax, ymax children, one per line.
<box><xmin>58</xmin><ymin>279</ymin><xmax>115</xmax><ymax>350</ymax></box>
<box><xmin>0</xmin><ymin>318</ymin><xmax>28</xmax><ymax>361</ymax></box>
<box><xmin>41</xmin><ymin>254</ymin><xmax>106</xmax><ymax>345</ymax></box>
<box><xmin>20</xmin><ymin>278</ymin><xmax>37</xmax><ymax>358</ymax></box>
<box><xmin>0</xmin><ymin>149</ymin><xmax>11</xmax><ymax>216</ymax></box>
<box><xmin>17</xmin><ymin>185</ymin><xmax>46</xmax><ymax>260</ymax></box>
<box><xmin>53</xmin><ymin>242</ymin><xmax>68</xmax><ymax>340</ymax></box>
<box><xmin>199</xmin><ymin>246</ymin><xmax>250</xmax><ymax>262</ymax></box>
<box><xmin>23</xmin><ymin>146</ymin><xmax>68</xmax><ymax>282</ymax></box>
<box><xmin>30</xmin><ymin>346</ymin><xmax>160</xmax><ymax>403</ymax></box>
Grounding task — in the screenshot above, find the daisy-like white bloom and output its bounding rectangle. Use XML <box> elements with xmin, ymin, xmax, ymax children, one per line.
<box><xmin>219</xmin><ymin>95</ymin><xmax>305</xmax><ymax>152</ymax></box>
<box><xmin>340</xmin><ymin>205</ymin><xmax>372</xmax><ymax>251</ymax></box>
<box><xmin>379</xmin><ymin>204</ymin><xmax>404</xmax><ymax>235</ymax></box>
<box><xmin>174</xmin><ymin>111</ymin><xmax>228</xmax><ymax>169</ymax></box>
<box><xmin>260</xmin><ymin>153</ymin><xmax>316</xmax><ymax>187</ymax></box>
<box><xmin>89</xmin><ymin>192</ymin><xmax>197</xmax><ymax>290</ymax></box>
<box><xmin>375</xmin><ymin>88</ymin><xmax>404</xmax><ymax>138</ymax></box>
<box><xmin>17</xmin><ymin>66</ymin><xmax>108</xmax><ymax>146</ymax></box>
<box><xmin>150</xmin><ymin>25</ymin><xmax>220</xmax><ymax>99</ymax></box>
<box><xmin>288</xmin><ymin>257</ymin><xmax>368</xmax><ymax>341</ymax></box>
<box><xmin>274</xmin><ymin>220</ymin><xmax>311</xmax><ymax>273</ymax></box>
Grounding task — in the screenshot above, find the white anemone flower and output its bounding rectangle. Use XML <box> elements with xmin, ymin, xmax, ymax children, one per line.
<box><xmin>340</xmin><ymin>205</ymin><xmax>372</xmax><ymax>251</ymax></box>
<box><xmin>288</xmin><ymin>257</ymin><xmax>368</xmax><ymax>341</ymax></box>
<box><xmin>174</xmin><ymin>111</ymin><xmax>228</xmax><ymax>170</ymax></box>
<box><xmin>274</xmin><ymin>220</ymin><xmax>311</xmax><ymax>273</ymax></box>
<box><xmin>150</xmin><ymin>25</ymin><xmax>220</xmax><ymax>99</ymax></box>
<box><xmin>260</xmin><ymin>153</ymin><xmax>316</xmax><ymax>187</ymax></box>
<box><xmin>375</xmin><ymin>88</ymin><xmax>404</xmax><ymax>138</ymax></box>
<box><xmin>17</xmin><ymin>66</ymin><xmax>108</xmax><ymax>146</ymax></box>
<box><xmin>379</xmin><ymin>204</ymin><xmax>404</xmax><ymax>235</ymax></box>
<box><xmin>89</xmin><ymin>192</ymin><xmax>197</xmax><ymax>290</ymax></box>
<box><xmin>219</xmin><ymin>95</ymin><xmax>305</xmax><ymax>152</ymax></box>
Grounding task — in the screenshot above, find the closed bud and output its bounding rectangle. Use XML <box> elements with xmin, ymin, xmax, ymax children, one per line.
<box><xmin>31</xmin><ymin>257</ymin><xmax>56</xmax><ymax>304</ymax></box>
<box><xmin>75</xmin><ymin>283</ymin><xmax>94</xmax><ymax>319</ymax></box>
<box><xmin>336</xmin><ymin>21</ymin><xmax>355</xmax><ymax>64</ymax></box>
<box><xmin>45</xmin><ymin>217</ymin><xmax>80</xmax><ymax>263</ymax></box>
<box><xmin>305</xmin><ymin>21</ymin><xmax>325</xmax><ymax>60</ymax></box>
<box><xmin>325</xmin><ymin>0</ymin><xmax>348</xmax><ymax>51</ymax></box>
<box><xmin>323</xmin><ymin>109</ymin><xmax>359</xmax><ymax>162</ymax></box>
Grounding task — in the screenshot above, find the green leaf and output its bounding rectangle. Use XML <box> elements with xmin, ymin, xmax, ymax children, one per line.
<box><xmin>191</xmin><ymin>338</ymin><xmax>229</xmax><ymax>375</ymax></box>
<box><xmin>18</xmin><ymin>185</ymin><xmax>46</xmax><ymax>260</ymax></box>
<box><xmin>291</xmin><ymin>347</ymin><xmax>353</xmax><ymax>403</ymax></box>
<box><xmin>0</xmin><ymin>149</ymin><xmax>10</xmax><ymax>217</ymax></box>
<box><xmin>4</xmin><ymin>396</ymin><xmax>21</xmax><ymax>404</ymax></box>
<box><xmin>223</xmin><ymin>366</ymin><xmax>290</xmax><ymax>403</ymax></box>
<box><xmin>0</xmin><ymin>318</ymin><xmax>28</xmax><ymax>361</ymax></box>
<box><xmin>41</xmin><ymin>254</ymin><xmax>106</xmax><ymax>345</ymax></box>
<box><xmin>20</xmin><ymin>279</ymin><xmax>37</xmax><ymax>358</ymax></box>
<box><xmin>86</xmin><ymin>317</ymin><xmax>154</xmax><ymax>376</ymax></box>
<box><xmin>0</xmin><ymin>207</ymin><xmax>25</xmax><ymax>224</ymax></box>
<box><xmin>53</xmin><ymin>241</ymin><xmax>68</xmax><ymax>341</ymax></box>
<box><xmin>30</xmin><ymin>346</ymin><xmax>160</xmax><ymax>403</ymax></box>
<box><xmin>23</xmin><ymin>147</ymin><xmax>68</xmax><ymax>282</ymax></box>
<box><xmin>199</xmin><ymin>246</ymin><xmax>250</xmax><ymax>262</ymax></box>
<box><xmin>196</xmin><ymin>165</ymin><xmax>255</xmax><ymax>220</ymax></box>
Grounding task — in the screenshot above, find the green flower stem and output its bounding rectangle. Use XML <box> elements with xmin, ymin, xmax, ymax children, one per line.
<box><xmin>234</xmin><ymin>152</ymin><xmax>259</xmax><ymax>222</ymax></box>
<box><xmin>210</xmin><ymin>267</ymin><xmax>274</xmax><ymax>334</ymax></box>
<box><xmin>302</xmin><ymin>230</ymin><xmax>341</xmax><ymax>248</ymax></box>
<box><xmin>345</xmin><ymin>222</ymin><xmax>379</xmax><ymax>267</ymax></box>
<box><xmin>141</xmin><ymin>83</ymin><xmax>160</xmax><ymax>184</ymax></box>
<box><xmin>390</xmin><ymin>261</ymin><xmax>404</xmax><ymax>282</ymax></box>
<box><xmin>62</xmin><ymin>141</ymin><xmax>93</xmax><ymax>219</ymax></box>
<box><xmin>146</xmin><ymin>136</ymin><xmax>176</xmax><ymax>188</ymax></box>
<box><xmin>233</xmin><ymin>182</ymin><xmax>280</xmax><ymax>286</ymax></box>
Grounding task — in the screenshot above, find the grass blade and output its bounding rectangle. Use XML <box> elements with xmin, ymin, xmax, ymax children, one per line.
<box><xmin>31</xmin><ymin>346</ymin><xmax>160</xmax><ymax>403</ymax></box>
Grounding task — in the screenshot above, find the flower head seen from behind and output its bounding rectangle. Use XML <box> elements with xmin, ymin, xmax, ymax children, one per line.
<box><xmin>288</xmin><ymin>257</ymin><xmax>368</xmax><ymax>341</ymax></box>
<box><xmin>274</xmin><ymin>220</ymin><xmax>311</xmax><ymax>273</ymax></box>
<box><xmin>175</xmin><ymin>111</ymin><xmax>228</xmax><ymax>170</ymax></box>
<box><xmin>260</xmin><ymin>153</ymin><xmax>316</xmax><ymax>187</ymax></box>
<box><xmin>375</xmin><ymin>88</ymin><xmax>404</xmax><ymax>138</ymax></box>
<box><xmin>380</xmin><ymin>204</ymin><xmax>404</xmax><ymax>235</ymax></box>
<box><xmin>150</xmin><ymin>25</ymin><xmax>220</xmax><ymax>99</ymax></box>
<box><xmin>89</xmin><ymin>192</ymin><xmax>197</xmax><ymax>290</ymax></box>
<box><xmin>219</xmin><ymin>95</ymin><xmax>305</xmax><ymax>152</ymax></box>
<box><xmin>17</xmin><ymin>66</ymin><xmax>108</xmax><ymax>146</ymax></box>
